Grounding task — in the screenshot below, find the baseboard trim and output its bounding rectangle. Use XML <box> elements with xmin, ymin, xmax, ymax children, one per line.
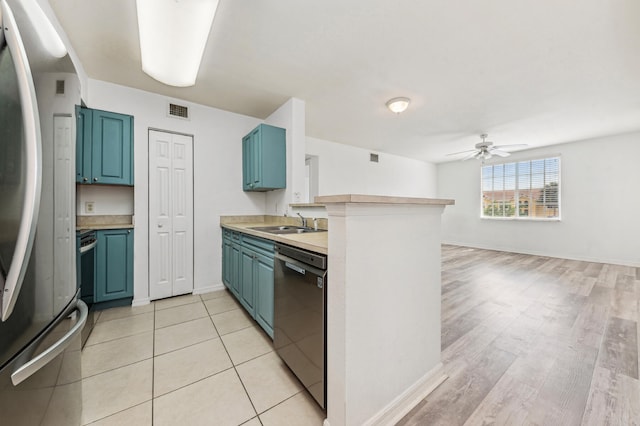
<box><xmin>193</xmin><ymin>283</ymin><xmax>226</xmax><ymax>295</ymax></box>
<box><xmin>442</xmin><ymin>241</ymin><xmax>640</xmax><ymax>268</ymax></box>
<box><xmin>364</xmin><ymin>363</ymin><xmax>447</xmax><ymax>426</ymax></box>
<box><xmin>132</xmin><ymin>297</ymin><xmax>151</xmax><ymax>307</ymax></box>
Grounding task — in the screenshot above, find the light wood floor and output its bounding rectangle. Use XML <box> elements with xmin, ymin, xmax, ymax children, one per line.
<box><xmin>398</xmin><ymin>245</ymin><xmax>640</xmax><ymax>426</ymax></box>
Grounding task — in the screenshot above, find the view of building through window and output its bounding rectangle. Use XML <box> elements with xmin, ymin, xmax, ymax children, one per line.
<box><xmin>481</xmin><ymin>157</ymin><xmax>560</xmax><ymax>219</ymax></box>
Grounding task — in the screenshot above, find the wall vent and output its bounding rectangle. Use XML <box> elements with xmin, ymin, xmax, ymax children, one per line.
<box><xmin>370</xmin><ymin>153</ymin><xmax>379</xmax><ymax>163</ymax></box>
<box><xmin>168</xmin><ymin>102</ymin><xmax>189</xmax><ymax>120</ymax></box>
<box><xmin>55</xmin><ymin>80</ymin><xmax>65</xmax><ymax>95</ymax></box>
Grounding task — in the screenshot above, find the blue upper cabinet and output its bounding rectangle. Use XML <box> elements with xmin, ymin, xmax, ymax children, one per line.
<box><xmin>242</xmin><ymin>124</ymin><xmax>286</xmax><ymax>191</ymax></box>
<box><xmin>76</xmin><ymin>106</ymin><xmax>134</xmax><ymax>186</ymax></box>
<box><xmin>75</xmin><ymin>106</ymin><xmax>92</xmax><ymax>183</ymax></box>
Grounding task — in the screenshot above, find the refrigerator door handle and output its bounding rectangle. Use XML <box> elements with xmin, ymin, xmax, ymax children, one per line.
<box><xmin>0</xmin><ymin>0</ymin><xmax>43</xmax><ymax>322</ymax></box>
<box><xmin>11</xmin><ymin>300</ymin><xmax>88</xmax><ymax>386</ymax></box>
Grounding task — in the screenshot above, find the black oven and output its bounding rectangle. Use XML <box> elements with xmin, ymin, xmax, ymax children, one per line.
<box><xmin>77</xmin><ymin>230</ymin><xmax>97</xmax><ymax>348</ymax></box>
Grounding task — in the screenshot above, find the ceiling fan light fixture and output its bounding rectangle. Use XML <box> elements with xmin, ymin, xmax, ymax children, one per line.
<box><xmin>386</xmin><ymin>97</ymin><xmax>410</xmax><ymax>114</ymax></box>
<box><xmin>136</xmin><ymin>0</ymin><xmax>219</xmax><ymax>87</ymax></box>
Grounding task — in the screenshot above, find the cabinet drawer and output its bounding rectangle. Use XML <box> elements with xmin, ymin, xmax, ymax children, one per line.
<box><xmin>241</xmin><ymin>234</ymin><xmax>274</xmax><ymax>256</ymax></box>
<box><xmin>223</xmin><ymin>229</ymin><xmax>241</xmax><ymax>241</ymax></box>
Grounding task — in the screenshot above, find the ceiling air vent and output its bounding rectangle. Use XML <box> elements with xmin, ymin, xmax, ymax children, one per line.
<box><xmin>168</xmin><ymin>102</ymin><xmax>189</xmax><ymax>120</ymax></box>
<box><xmin>55</xmin><ymin>80</ymin><xmax>65</xmax><ymax>95</ymax></box>
<box><xmin>370</xmin><ymin>153</ymin><xmax>379</xmax><ymax>163</ymax></box>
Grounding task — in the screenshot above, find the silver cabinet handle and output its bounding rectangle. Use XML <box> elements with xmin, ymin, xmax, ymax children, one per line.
<box><xmin>93</xmin><ymin>177</ymin><xmax>98</xmax><ymax>182</ymax></box>
<box><xmin>1</xmin><ymin>2</ymin><xmax>43</xmax><ymax>322</ymax></box>
<box><xmin>83</xmin><ymin>177</ymin><xmax>88</xmax><ymax>182</ymax></box>
<box><xmin>158</xmin><ymin>224</ymin><xmax>163</xmax><ymax>228</ymax></box>
<box><xmin>79</xmin><ymin>240</ymin><xmax>97</xmax><ymax>253</ymax></box>
<box><xmin>11</xmin><ymin>300</ymin><xmax>88</xmax><ymax>385</ymax></box>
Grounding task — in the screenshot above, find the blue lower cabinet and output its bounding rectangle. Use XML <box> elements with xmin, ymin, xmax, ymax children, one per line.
<box><xmin>254</xmin><ymin>252</ymin><xmax>274</xmax><ymax>338</ymax></box>
<box><xmin>222</xmin><ymin>238</ymin><xmax>231</xmax><ymax>287</ymax></box>
<box><xmin>240</xmin><ymin>247</ymin><xmax>257</xmax><ymax>316</ymax></box>
<box><xmin>96</xmin><ymin>229</ymin><xmax>133</xmax><ymax>302</ymax></box>
<box><xmin>220</xmin><ymin>229</ymin><xmax>274</xmax><ymax>338</ymax></box>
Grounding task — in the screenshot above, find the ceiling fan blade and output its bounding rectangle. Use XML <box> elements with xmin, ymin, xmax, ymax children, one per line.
<box><xmin>492</xmin><ymin>144</ymin><xmax>527</xmax><ymax>150</ymax></box>
<box><xmin>461</xmin><ymin>150</ymin><xmax>480</xmax><ymax>161</ymax></box>
<box><xmin>446</xmin><ymin>148</ymin><xmax>477</xmax><ymax>156</ymax></box>
<box><xmin>491</xmin><ymin>149</ymin><xmax>511</xmax><ymax>157</ymax></box>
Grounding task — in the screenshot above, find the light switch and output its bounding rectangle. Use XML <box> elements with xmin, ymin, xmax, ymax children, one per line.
<box><xmin>85</xmin><ymin>201</ymin><xmax>95</xmax><ymax>213</ymax></box>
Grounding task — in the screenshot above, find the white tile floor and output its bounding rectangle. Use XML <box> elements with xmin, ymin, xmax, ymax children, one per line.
<box><xmin>81</xmin><ymin>290</ymin><xmax>325</xmax><ymax>425</ymax></box>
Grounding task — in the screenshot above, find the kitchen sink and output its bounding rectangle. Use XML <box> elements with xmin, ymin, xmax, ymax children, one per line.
<box><xmin>249</xmin><ymin>225</ymin><xmax>327</xmax><ymax>235</ymax></box>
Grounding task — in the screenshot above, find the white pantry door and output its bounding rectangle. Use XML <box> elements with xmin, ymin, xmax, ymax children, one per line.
<box><xmin>149</xmin><ymin>130</ymin><xmax>194</xmax><ymax>300</ymax></box>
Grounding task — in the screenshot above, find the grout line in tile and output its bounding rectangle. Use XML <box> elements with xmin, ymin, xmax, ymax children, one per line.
<box><xmin>152</xmin><ymin>311</ymin><xmax>209</xmax><ymax>331</ymax></box>
<box><xmin>154</xmin><ymin>335</ymin><xmax>220</xmax><ymax>358</ymax></box>
<box><xmin>154</xmin><ymin>298</ymin><xmax>203</xmax><ymax>312</ymax></box>
<box><xmin>95</xmin><ymin>307</ymin><xmax>154</xmax><ymax>325</ymax></box>
<box><xmin>153</xmin><ymin>315</ymin><xmax>220</xmax><ymax>334</ymax></box>
<box><xmin>203</xmin><ymin>303</ymin><xmax>240</xmax><ymax>317</ymax></box>
<box><xmin>240</xmin><ymin>416</ymin><xmax>264</xmax><ymax>426</ymax></box>
<box><xmin>82</xmin><ymin>358</ymin><xmax>153</xmax><ymax>383</ymax></box>
<box><xmin>210</xmin><ymin>314</ymin><xmax>261</xmax><ymax>418</ymax></box>
<box><xmin>152</xmin><ymin>365</ymin><xmax>236</xmax><ymax>400</ymax></box>
<box><xmin>84</xmin><ymin>329</ymin><xmax>152</xmax><ymax>349</ymax></box>
<box><xmin>231</xmin><ymin>367</ymin><xmax>260</xmax><ymax>418</ymax></box>
<box><xmin>83</xmin><ymin>400</ymin><xmax>152</xmax><ymax>426</ymax></box>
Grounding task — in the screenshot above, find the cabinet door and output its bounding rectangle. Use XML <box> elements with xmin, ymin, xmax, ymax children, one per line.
<box><xmin>95</xmin><ymin>229</ymin><xmax>133</xmax><ymax>302</ymax></box>
<box><xmin>239</xmin><ymin>247</ymin><xmax>256</xmax><ymax>316</ymax></box>
<box><xmin>242</xmin><ymin>133</ymin><xmax>253</xmax><ymax>190</ymax></box>
<box><xmin>254</xmin><ymin>252</ymin><xmax>274</xmax><ymax>338</ymax></box>
<box><xmin>92</xmin><ymin>110</ymin><xmax>133</xmax><ymax>185</ymax></box>
<box><xmin>230</xmin><ymin>242</ymin><xmax>241</xmax><ymax>298</ymax></box>
<box><xmin>242</xmin><ymin>128</ymin><xmax>260</xmax><ymax>191</ymax></box>
<box><xmin>258</xmin><ymin>124</ymin><xmax>285</xmax><ymax>189</ymax></box>
<box><xmin>75</xmin><ymin>106</ymin><xmax>92</xmax><ymax>183</ymax></box>
<box><xmin>222</xmin><ymin>238</ymin><xmax>231</xmax><ymax>288</ymax></box>
<box><xmin>242</xmin><ymin>124</ymin><xmax>285</xmax><ymax>191</ymax></box>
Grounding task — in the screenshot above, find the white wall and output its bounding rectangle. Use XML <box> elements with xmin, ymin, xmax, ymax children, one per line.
<box><xmin>76</xmin><ymin>185</ymin><xmax>134</xmax><ymax>216</ymax></box>
<box><xmin>265</xmin><ymin>98</ymin><xmax>306</xmax><ymax>216</ymax></box>
<box><xmin>87</xmin><ymin>79</ymin><xmax>265</xmax><ymax>302</ymax></box>
<box><xmin>38</xmin><ymin>0</ymin><xmax>89</xmax><ymax>99</ymax></box>
<box><xmin>437</xmin><ymin>132</ymin><xmax>640</xmax><ymax>266</ymax></box>
<box><xmin>306</xmin><ymin>137</ymin><xmax>437</xmax><ymax>198</ymax></box>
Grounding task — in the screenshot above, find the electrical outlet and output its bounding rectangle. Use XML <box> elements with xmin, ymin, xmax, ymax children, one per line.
<box><xmin>85</xmin><ymin>202</ymin><xmax>95</xmax><ymax>213</ymax></box>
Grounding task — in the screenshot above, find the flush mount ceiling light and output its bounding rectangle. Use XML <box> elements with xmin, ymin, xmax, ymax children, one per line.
<box><xmin>386</xmin><ymin>97</ymin><xmax>410</xmax><ymax>114</ymax></box>
<box><xmin>136</xmin><ymin>0</ymin><xmax>219</xmax><ymax>87</ymax></box>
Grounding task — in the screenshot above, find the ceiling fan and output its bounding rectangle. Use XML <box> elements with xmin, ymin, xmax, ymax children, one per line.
<box><xmin>446</xmin><ymin>134</ymin><xmax>527</xmax><ymax>161</ymax></box>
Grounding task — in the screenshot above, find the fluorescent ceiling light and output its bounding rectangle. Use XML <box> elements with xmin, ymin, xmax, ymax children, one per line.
<box><xmin>136</xmin><ymin>0</ymin><xmax>219</xmax><ymax>87</ymax></box>
<box><xmin>386</xmin><ymin>97</ymin><xmax>410</xmax><ymax>114</ymax></box>
<box><xmin>20</xmin><ymin>0</ymin><xmax>67</xmax><ymax>58</ymax></box>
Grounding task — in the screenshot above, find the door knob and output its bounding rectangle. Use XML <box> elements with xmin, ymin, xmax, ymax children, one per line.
<box><xmin>93</xmin><ymin>178</ymin><xmax>98</xmax><ymax>182</ymax></box>
<box><xmin>83</xmin><ymin>177</ymin><xmax>88</xmax><ymax>182</ymax></box>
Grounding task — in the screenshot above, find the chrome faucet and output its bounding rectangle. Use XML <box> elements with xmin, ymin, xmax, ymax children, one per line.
<box><xmin>297</xmin><ymin>213</ymin><xmax>307</xmax><ymax>228</ymax></box>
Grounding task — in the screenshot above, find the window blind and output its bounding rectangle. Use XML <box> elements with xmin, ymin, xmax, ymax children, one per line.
<box><xmin>481</xmin><ymin>157</ymin><xmax>560</xmax><ymax>219</ymax></box>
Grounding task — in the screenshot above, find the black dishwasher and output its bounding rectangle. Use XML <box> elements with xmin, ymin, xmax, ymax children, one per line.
<box><xmin>273</xmin><ymin>243</ymin><xmax>327</xmax><ymax>410</ymax></box>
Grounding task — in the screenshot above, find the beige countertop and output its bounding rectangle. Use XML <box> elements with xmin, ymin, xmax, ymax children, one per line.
<box><xmin>315</xmin><ymin>194</ymin><xmax>455</xmax><ymax>205</ymax></box>
<box><xmin>220</xmin><ymin>216</ymin><xmax>328</xmax><ymax>255</ymax></box>
<box><xmin>76</xmin><ymin>215</ymin><xmax>134</xmax><ymax>231</ymax></box>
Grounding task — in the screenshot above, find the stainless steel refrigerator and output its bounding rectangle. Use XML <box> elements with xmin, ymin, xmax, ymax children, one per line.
<box><xmin>0</xmin><ymin>1</ymin><xmax>86</xmax><ymax>424</ymax></box>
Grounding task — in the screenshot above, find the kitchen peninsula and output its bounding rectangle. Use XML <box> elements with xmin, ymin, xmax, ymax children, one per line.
<box><xmin>317</xmin><ymin>194</ymin><xmax>454</xmax><ymax>426</ymax></box>
<box><xmin>221</xmin><ymin>194</ymin><xmax>454</xmax><ymax>426</ymax></box>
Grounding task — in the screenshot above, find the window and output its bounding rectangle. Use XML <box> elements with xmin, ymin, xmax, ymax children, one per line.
<box><xmin>481</xmin><ymin>157</ymin><xmax>560</xmax><ymax>219</ymax></box>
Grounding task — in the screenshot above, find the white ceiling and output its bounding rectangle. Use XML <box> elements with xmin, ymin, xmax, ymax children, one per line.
<box><xmin>48</xmin><ymin>0</ymin><xmax>640</xmax><ymax>163</ymax></box>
